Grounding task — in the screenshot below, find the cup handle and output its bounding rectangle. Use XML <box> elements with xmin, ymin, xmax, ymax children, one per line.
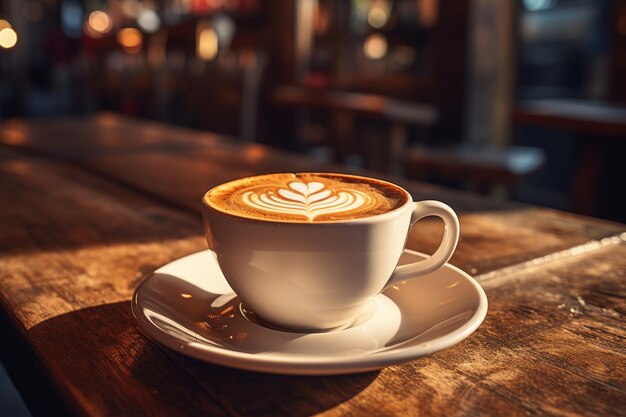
<box><xmin>384</xmin><ymin>200</ymin><xmax>460</xmax><ymax>290</ymax></box>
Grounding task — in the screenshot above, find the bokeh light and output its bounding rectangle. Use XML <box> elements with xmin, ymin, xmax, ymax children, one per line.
<box><xmin>117</xmin><ymin>28</ymin><xmax>143</xmax><ymax>53</ymax></box>
<box><xmin>523</xmin><ymin>0</ymin><xmax>558</xmax><ymax>12</ymax></box>
<box><xmin>85</xmin><ymin>10</ymin><xmax>112</xmax><ymax>38</ymax></box>
<box><xmin>363</xmin><ymin>33</ymin><xmax>388</xmax><ymax>60</ymax></box>
<box><xmin>61</xmin><ymin>0</ymin><xmax>83</xmax><ymax>38</ymax></box>
<box><xmin>0</xmin><ymin>28</ymin><xmax>18</xmax><ymax>49</ymax></box>
<box><xmin>0</xmin><ymin>19</ymin><xmax>10</xmax><ymax>30</ymax></box>
<box><xmin>197</xmin><ymin>26</ymin><xmax>219</xmax><ymax>61</ymax></box>
<box><xmin>367</xmin><ymin>1</ymin><xmax>390</xmax><ymax>29</ymax></box>
<box><xmin>138</xmin><ymin>9</ymin><xmax>161</xmax><ymax>33</ymax></box>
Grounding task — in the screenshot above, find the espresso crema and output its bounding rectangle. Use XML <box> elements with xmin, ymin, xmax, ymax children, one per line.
<box><xmin>204</xmin><ymin>173</ymin><xmax>409</xmax><ymax>222</ymax></box>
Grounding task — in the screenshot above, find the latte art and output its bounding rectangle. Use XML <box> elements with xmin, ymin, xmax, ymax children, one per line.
<box><xmin>205</xmin><ymin>173</ymin><xmax>409</xmax><ymax>222</ymax></box>
<box><xmin>242</xmin><ymin>181</ymin><xmax>373</xmax><ymax>221</ymax></box>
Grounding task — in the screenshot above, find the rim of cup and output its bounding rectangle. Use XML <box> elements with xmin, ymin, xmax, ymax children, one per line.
<box><xmin>202</xmin><ymin>172</ymin><xmax>414</xmax><ymax>225</ymax></box>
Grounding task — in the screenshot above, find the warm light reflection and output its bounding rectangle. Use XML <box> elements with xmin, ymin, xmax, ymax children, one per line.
<box><xmin>243</xmin><ymin>145</ymin><xmax>267</xmax><ymax>162</ymax></box>
<box><xmin>180</xmin><ymin>293</ymin><xmax>193</xmax><ymax>299</ymax></box>
<box><xmin>363</xmin><ymin>33</ymin><xmax>388</xmax><ymax>60</ymax></box>
<box><xmin>145</xmin><ymin>309</ymin><xmax>215</xmax><ymax>344</ymax></box>
<box><xmin>0</xmin><ymin>28</ymin><xmax>17</xmax><ymax>49</ymax></box>
<box><xmin>313</xmin><ymin>1</ymin><xmax>329</xmax><ymax>35</ymax></box>
<box><xmin>117</xmin><ymin>28</ymin><xmax>143</xmax><ymax>53</ymax></box>
<box><xmin>367</xmin><ymin>1</ymin><xmax>390</xmax><ymax>28</ymax></box>
<box><xmin>97</xmin><ymin>113</ymin><xmax>119</xmax><ymax>126</ymax></box>
<box><xmin>85</xmin><ymin>10</ymin><xmax>112</xmax><ymax>38</ymax></box>
<box><xmin>197</xmin><ymin>25</ymin><xmax>218</xmax><ymax>61</ymax></box>
<box><xmin>220</xmin><ymin>305</ymin><xmax>235</xmax><ymax>315</ymax></box>
<box><xmin>210</xmin><ymin>293</ymin><xmax>237</xmax><ymax>308</ymax></box>
<box><xmin>5</xmin><ymin>161</ymin><xmax>32</xmax><ymax>175</ymax></box>
<box><xmin>1</xmin><ymin>129</ymin><xmax>26</xmax><ymax>145</ymax></box>
<box><xmin>0</xmin><ymin>19</ymin><xmax>10</xmax><ymax>30</ymax></box>
<box><xmin>417</xmin><ymin>0</ymin><xmax>439</xmax><ymax>28</ymax></box>
<box><xmin>438</xmin><ymin>297</ymin><xmax>460</xmax><ymax>306</ymax></box>
<box><xmin>368</xmin><ymin>8</ymin><xmax>388</xmax><ymax>28</ymax></box>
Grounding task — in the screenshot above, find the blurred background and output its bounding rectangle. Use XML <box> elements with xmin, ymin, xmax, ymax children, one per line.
<box><xmin>0</xmin><ymin>0</ymin><xmax>625</xmax><ymax>225</ymax></box>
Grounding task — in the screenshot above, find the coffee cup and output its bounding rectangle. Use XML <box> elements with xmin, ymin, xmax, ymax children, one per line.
<box><xmin>202</xmin><ymin>173</ymin><xmax>460</xmax><ymax>331</ymax></box>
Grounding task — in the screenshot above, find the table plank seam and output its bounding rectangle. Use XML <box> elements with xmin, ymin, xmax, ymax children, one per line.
<box><xmin>475</xmin><ymin>232</ymin><xmax>626</xmax><ymax>286</ymax></box>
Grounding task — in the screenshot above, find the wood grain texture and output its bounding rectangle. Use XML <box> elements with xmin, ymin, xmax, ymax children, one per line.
<box><xmin>2</xmin><ymin>115</ymin><xmax>623</xmax><ymax>277</ymax></box>
<box><xmin>0</xmin><ymin>153</ymin><xmax>228</xmax><ymax>416</ymax></box>
<box><xmin>0</xmin><ymin>117</ymin><xmax>625</xmax><ymax>417</ymax></box>
<box><xmin>147</xmin><ymin>242</ymin><xmax>625</xmax><ymax>417</ymax></box>
<box><xmin>49</xmin><ymin>149</ymin><xmax>626</xmax><ymax>275</ymax></box>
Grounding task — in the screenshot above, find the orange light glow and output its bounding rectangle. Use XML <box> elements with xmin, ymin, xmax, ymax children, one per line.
<box><xmin>5</xmin><ymin>161</ymin><xmax>32</xmax><ymax>175</ymax></box>
<box><xmin>0</xmin><ymin>28</ymin><xmax>17</xmax><ymax>49</ymax></box>
<box><xmin>363</xmin><ymin>33</ymin><xmax>387</xmax><ymax>60</ymax></box>
<box><xmin>0</xmin><ymin>19</ymin><xmax>10</xmax><ymax>30</ymax></box>
<box><xmin>417</xmin><ymin>0</ymin><xmax>439</xmax><ymax>28</ymax></box>
<box><xmin>97</xmin><ymin>113</ymin><xmax>119</xmax><ymax>126</ymax></box>
<box><xmin>197</xmin><ymin>25</ymin><xmax>218</xmax><ymax>61</ymax></box>
<box><xmin>117</xmin><ymin>28</ymin><xmax>143</xmax><ymax>53</ymax></box>
<box><xmin>243</xmin><ymin>145</ymin><xmax>267</xmax><ymax>162</ymax></box>
<box><xmin>220</xmin><ymin>306</ymin><xmax>235</xmax><ymax>315</ymax></box>
<box><xmin>1</xmin><ymin>129</ymin><xmax>26</xmax><ymax>145</ymax></box>
<box><xmin>85</xmin><ymin>11</ymin><xmax>112</xmax><ymax>38</ymax></box>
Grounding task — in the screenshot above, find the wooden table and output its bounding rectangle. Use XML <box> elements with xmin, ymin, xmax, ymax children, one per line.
<box><xmin>0</xmin><ymin>113</ymin><xmax>624</xmax><ymax>417</ymax></box>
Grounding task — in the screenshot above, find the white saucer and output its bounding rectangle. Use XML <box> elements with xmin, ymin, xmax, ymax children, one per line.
<box><xmin>131</xmin><ymin>249</ymin><xmax>488</xmax><ymax>375</ymax></box>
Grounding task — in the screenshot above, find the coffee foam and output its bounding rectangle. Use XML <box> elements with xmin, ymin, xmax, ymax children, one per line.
<box><xmin>205</xmin><ymin>173</ymin><xmax>408</xmax><ymax>222</ymax></box>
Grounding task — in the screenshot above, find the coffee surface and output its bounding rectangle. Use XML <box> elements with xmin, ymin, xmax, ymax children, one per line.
<box><xmin>205</xmin><ymin>173</ymin><xmax>409</xmax><ymax>222</ymax></box>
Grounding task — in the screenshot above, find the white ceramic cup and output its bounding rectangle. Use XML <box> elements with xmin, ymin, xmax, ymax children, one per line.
<box><xmin>202</xmin><ymin>173</ymin><xmax>460</xmax><ymax>331</ymax></box>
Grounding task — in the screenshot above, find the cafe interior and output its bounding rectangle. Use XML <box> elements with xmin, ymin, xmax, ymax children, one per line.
<box><xmin>0</xmin><ymin>0</ymin><xmax>625</xmax><ymax>416</ymax></box>
<box><xmin>1</xmin><ymin>0</ymin><xmax>625</xmax><ymax>222</ymax></box>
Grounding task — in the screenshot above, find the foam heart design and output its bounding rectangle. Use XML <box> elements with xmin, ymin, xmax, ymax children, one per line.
<box><xmin>242</xmin><ymin>181</ymin><xmax>370</xmax><ymax>221</ymax></box>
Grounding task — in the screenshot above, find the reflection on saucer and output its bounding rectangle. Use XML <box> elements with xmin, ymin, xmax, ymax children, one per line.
<box><xmin>132</xmin><ymin>249</ymin><xmax>488</xmax><ymax>375</ymax></box>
